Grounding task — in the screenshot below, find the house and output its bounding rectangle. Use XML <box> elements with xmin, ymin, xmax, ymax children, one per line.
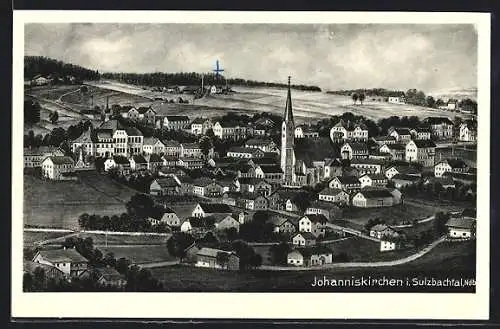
<box><xmin>236</xmin><ymin>193</ymin><xmax>269</xmax><ymax>210</ymax></box>
<box><xmin>379</xmin><ymin>143</ymin><xmax>406</xmax><ymax>161</ymax></box>
<box><xmin>227</xmin><ymin>147</ymin><xmax>265</xmax><ymax>159</ymax></box>
<box><xmin>254</xmin><ymin>165</ymin><xmax>283</xmax><ymax>185</ymax></box>
<box><xmin>195</xmin><ymin>247</ymin><xmax>240</xmax><ymax>270</ymax></box>
<box><xmin>287</xmin><ymin>246</ymin><xmax>333</xmax><ymax>267</ymax></box>
<box><xmin>32</xmin><ymin>248</ymin><xmax>88</xmax><ymax>277</ymax></box>
<box><xmin>192</xmin><ymin>178</ymin><xmax>224</xmax><ymax>197</ymax></box>
<box><xmin>447</xmin><ymin>99</ymin><xmax>459</xmax><ymax>111</ymax></box>
<box><xmin>323</xmin><ymin>158</ymin><xmax>343</xmax><ymax>179</ymax></box>
<box><xmin>95</xmin><ymin>267</ymin><xmax>127</xmax><ymax>288</ymax></box>
<box><xmin>40</xmin><ymin>156</ymin><xmax>76</xmax><ymax>180</ymax></box>
<box><xmin>267</xmin><ymin>189</ymin><xmax>302</xmax><ymax>212</ymax></box>
<box><xmin>410</xmin><ymin>127</ymin><xmax>432</xmax><ymax>140</ymax></box>
<box><xmin>405</xmin><ymin>139</ymin><xmax>436</xmax><ymax>167</ymax></box>
<box><xmin>212</xmin><ymin>121</ymin><xmax>248</xmax><ymax>140</ymax></box>
<box><xmin>214</xmin><ymin>215</ymin><xmax>240</xmax><ymax>232</ymax></box>
<box><xmin>253</xmin><ymin>124</ymin><xmax>269</xmax><ymax>136</ymax></box>
<box><xmin>244</xmin><ymin>138</ymin><xmax>279</xmax><ymax>153</ymax></box>
<box><xmin>129</xmin><ymin>154</ymin><xmax>148</xmax><ymax>171</ymax></box>
<box><xmin>24</xmin><ymin>146</ymin><xmax>64</xmax><ymax>168</ymax></box>
<box><xmin>142</xmin><ymin>137</ymin><xmax>165</xmax><ymax>155</ymax></box>
<box><xmin>152</xmin><ymin>207</ymin><xmax>181</xmax><ymax>227</ymax></box>
<box><xmin>157</xmin><ymin>115</ymin><xmax>190</xmax><ymax>130</ymax></box>
<box><xmin>340</xmin><ymin>142</ymin><xmax>369</xmax><ymax>160</ymax></box>
<box><xmin>32</xmin><ymin>75</ymin><xmax>50</xmax><ymax>85</ymax></box>
<box><xmin>298</xmin><ymin>214</ymin><xmax>328</xmax><ymax>237</ymax></box>
<box><xmin>350</xmin><ymin>158</ymin><xmax>384</xmax><ymax>175</ymax></box>
<box><xmin>149</xmin><ymin>177</ymin><xmax>181</xmax><ymax>196</ymax></box>
<box><xmin>388</xmin><ymin>127</ymin><xmax>412</xmax><ymax>142</ymax></box>
<box><xmin>459</xmin><ymin>120</ymin><xmax>477</xmax><ymax>142</ymax></box>
<box><xmin>423</xmin><ymin>117</ymin><xmax>454</xmax><ymax>140</ymax></box>
<box><xmin>237</xmin><ymin>177</ymin><xmax>272</xmax><ymax>196</ymax></box>
<box><xmin>162</xmin><ymin>140</ymin><xmax>182</xmax><ymax>156</ymax></box>
<box><xmin>369</xmin><ymin>224</ymin><xmax>400</xmax><ymax>240</ymax></box>
<box><xmin>137</xmin><ymin>107</ymin><xmax>156</xmax><ymax>125</ymax></box>
<box><xmin>305</xmin><ymin>201</ymin><xmax>341</xmax><ymax>221</ymax></box>
<box><xmin>328</xmin><ymin>176</ymin><xmax>361</xmax><ymax>192</ymax></box>
<box><xmin>295</xmin><ymin>126</ymin><xmax>319</xmax><ymax>138</ymax></box>
<box><xmin>180</xmin><ymin>219</ymin><xmax>193</xmax><ymax>233</ymax></box>
<box><xmin>434</xmin><ymin>158</ymin><xmax>469</xmax><ymax>178</ymax></box>
<box><xmin>445</xmin><ymin>217</ymin><xmax>476</xmax><ymax>239</ymax></box>
<box><xmin>124</xmin><ymin>107</ymin><xmax>140</xmax><ymax>121</ymax></box>
<box><xmin>190</xmin><ymin>117</ymin><xmax>213</xmax><ymax>135</ymax></box>
<box><xmin>268</xmin><ymin>216</ymin><xmax>297</xmax><ymax>234</ymax></box>
<box><xmin>23</xmin><ymin>260</ymin><xmax>66</xmax><ymax>282</ymax></box>
<box><xmin>181</xmin><ymin>143</ymin><xmax>204</xmax><ymax>158</ymax></box>
<box><xmin>391</xmin><ymin>174</ymin><xmax>421</xmax><ymax>189</ymax></box>
<box><xmin>380</xmin><ymin>240</ymin><xmax>400</xmax><ymax>252</ymax></box>
<box><xmin>254</xmin><ymin>116</ymin><xmax>276</xmax><ymax>128</ymax></box>
<box><xmin>371</xmin><ymin>136</ymin><xmax>397</xmax><ymax>146</ymax></box>
<box><xmin>330</xmin><ymin>120</ymin><xmax>369</xmax><ymax>142</ymax></box>
<box><xmin>145</xmin><ymin>154</ymin><xmax>163</xmax><ymax>172</ymax></box>
<box><xmin>388</xmin><ymin>96</ymin><xmax>406</xmax><ymax>104</ymax></box>
<box><xmin>318</xmin><ymin>188</ymin><xmax>349</xmax><ymax>205</ymax></box>
<box><xmin>177</xmin><ymin>157</ymin><xmax>204</xmax><ymax>169</ymax></box>
<box><xmin>352</xmin><ymin>188</ymin><xmax>395</xmax><ymax>208</ymax></box>
<box><xmin>358</xmin><ymin>173</ymin><xmax>388</xmax><ymax>188</ymax></box>
<box><xmin>384</xmin><ymin>166</ymin><xmax>401</xmax><ymax>179</ymax></box>
<box><xmin>192</xmin><ymin>202</ymin><xmax>233</xmax><ymax>218</ymax></box>
<box><xmin>292</xmin><ymin>232</ymin><xmax>317</xmax><ymax>247</ymax></box>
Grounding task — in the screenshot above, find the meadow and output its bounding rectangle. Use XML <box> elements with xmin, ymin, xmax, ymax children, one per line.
<box><xmin>341</xmin><ymin>203</ymin><xmax>434</xmax><ymax>226</ymax></box>
<box><xmin>98</xmin><ymin>245</ymin><xmax>175</xmax><ymax>265</ymax></box>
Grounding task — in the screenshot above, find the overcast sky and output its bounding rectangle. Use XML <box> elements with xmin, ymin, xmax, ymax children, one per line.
<box><xmin>24</xmin><ymin>23</ymin><xmax>477</xmax><ymax>92</ymax></box>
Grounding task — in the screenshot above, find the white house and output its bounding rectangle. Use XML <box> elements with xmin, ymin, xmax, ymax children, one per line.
<box><xmin>388</xmin><ymin>96</ymin><xmax>405</xmax><ymax>104</ymax></box>
<box><xmin>298</xmin><ymin>214</ymin><xmax>328</xmax><ymax>237</ymax></box>
<box><xmin>459</xmin><ymin>120</ymin><xmax>477</xmax><ymax>142</ymax></box>
<box><xmin>352</xmin><ymin>189</ymin><xmax>394</xmax><ymax>208</ymax></box>
<box><xmin>434</xmin><ymin>158</ymin><xmax>469</xmax><ymax>178</ymax></box>
<box><xmin>445</xmin><ymin>217</ymin><xmax>476</xmax><ymax>239</ymax></box>
<box><xmin>142</xmin><ymin>137</ymin><xmax>165</xmax><ymax>155</ymax></box>
<box><xmin>358</xmin><ymin>173</ymin><xmax>388</xmax><ymax>188</ymax></box>
<box><xmin>180</xmin><ymin>219</ymin><xmax>192</xmax><ymax>233</ymax></box>
<box><xmin>380</xmin><ymin>240</ymin><xmax>398</xmax><ymax>252</ymax></box>
<box><xmin>318</xmin><ymin>188</ymin><xmax>349</xmax><ymax>205</ymax></box>
<box><xmin>41</xmin><ymin>156</ymin><xmax>76</xmax><ymax>180</ymax></box>
<box><xmin>292</xmin><ymin>232</ymin><xmax>317</xmax><ymax>247</ymax></box>
<box><xmin>405</xmin><ymin>139</ymin><xmax>436</xmax><ymax>167</ymax></box>
<box><xmin>32</xmin><ymin>248</ymin><xmax>88</xmax><ymax>277</ymax></box>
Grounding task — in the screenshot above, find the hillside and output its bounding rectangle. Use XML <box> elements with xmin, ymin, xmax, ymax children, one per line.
<box><xmin>24</xmin><ymin>56</ymin><xmax>100</xmax><ymax>81</ymax></box>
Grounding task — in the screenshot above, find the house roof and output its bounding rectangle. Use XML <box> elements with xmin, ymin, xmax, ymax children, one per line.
<box><xmin>24</xmin><ymin>146</ymin><xmax>64</xmax><ymax>156</ymax></box>
<box><xmin>294</xmin><ymin>232</ymin><xmax>316</xmax><ymax>240</ymax></box>
<box><xmin>392</xmin><ymin>174</ymin><xmax>421</xmax><ymax>182</ymax></box>
<box><xmin>303</xmin><ymin>214</ymin><xmax>329</xmax><ymax>224</ymax></box>
<box><xmin>182</xmin><ymin>143</ymin><xmax>201</xmax><ymax>150</ymax></box>
<box><xmin>45</xmin><ymin>156</ymin><xmax>74</xmax><ymax>165</ymax></box>
<box><xmin>193</xmin><ymin>177</ymin><xmax>218</xmax><ymax>187</ymax></box>
<box><xmin>373</xmin><ymin>136</ymin><xmax>397</xmax><ymax>142</ymax></box>
<box><xmin>72</xmin><ymin>128</ymin><xmax>94</xmax><ymax>143</ymax></box>
<box><xmin>249</xmin><ymin>157</ymin><xmax>279</xmax><ymax>166</ymax></box>
<box><xmin>462</xmin><ymin>119</ymin><xmax>477</xmax><ymax>130</ymax></box>
<box><xmin>245</xmin><ymin>138</ymin><xmax>274</xmax><ymax>146</ymax></box>
<box><xmin>357</xmin><ymin>189</ymin><xmax>393</xmax><ymax>198</ymax></box>
<box><xmin>228</xmin><ymin>147</ymin><xmax>262</xmax><ymax>154</ymax></box>
<box><xmin>334</xmin><ymin>176</ymin><xmax>360</xmax><ymax>185</ymax></box>
<box><xmin>259</xmin><ymin>165</ymin><xmax>283</xmax><ymax>174</ymax></box>
<box><xmin>425</xmin><ymin>117</ymin><xmax>453</xmax><ymax>125</ymax></box>
<box><xmin>147</xmin><ymin>154</ymin><xmax>163</xmax><ymax>163</ymax></box>
<box><xmin>360</xmin><ymin>173</ymin><xmax>387</xmax><ymax>181</ymax></box>
<box><xmin>307</xmin><ymin>200</ymin><xmax>341</xmax><ymax>211</ymax></box>
<box><xmin>293</xmin><ymin>245</ymin><xmax>333</xmax><ymax>258</ymax></box>
<box><xmin>438</xmin><ymin>158</ymin><xmax>468</xmax><ymax>169</ymax></box>
<box><xmin>198</xmin><ymin>203</ymin><xmax>233</xmax><ymax>214</ymax></box>
<box><xmin>191</xmin><ymin>117</ymin><xmax>206</xmax><ymax>125</ymax></box>
<box><xmin>143</xmin><ymin>137</ymin><xmax>161</xmax><ymax>146</ymax></box>
<box><xmin>34</xmin><ymin>248</ymin><xmax>88</xmax><ymax>263</ymax></box>
<box><xmin>445</xmin><ymin>217</ymin><xmax>476</xmax><ymax>229</ymax></box>
<box><xmin>238</xmin><ymin>177</ymin><xmax>265</xmax><ymax>185</ymax></box>
<box><xmin>137</xmin><ymin>107</ymin><xmax>155</xmax><ymax>114</ymax></box>
<box><xmin>271</xmin><ymin>188</ymin><xmax>302</xmax><ymax>200</ymax></box>
<box><xmin>319</xmin><ymin>187</ymin><xmax>345</xmax><ymax>196</ymax></box>
<box><xmin>350</xmin><ymin>158</ymin><xmax>384</xmax><ymax>165</ymax></box>
<box><xmin>344</xmin><ymin>142</ymin><xmax>368</xmax><ymax>151</ymax></box>
<box><xmin>413</xmin><ymin>140</ymin><xmax>437</xmax><ymax>148</ymax></box>
<box><xmin>132</xmin><ymin>154</ymin><xmax>148</xmax><ymax>163</ymax></box>
<box><xmin>162</xmin><ymin>139</ymin><xmax>181</xmax><ymax>147</ymax></box>
<box><xmin>95</xmin><ymin>266</ymin><xmax>126</xmax><ymax>281</ymax></box>
<box><xmin>154</xmin><ymin>177</ymin><xmax>180</xmax><ymax>188</ymax></box>
<box><xmin>98</xmin><ymin>119</ymin><xmax>143</xmax><ymax>136</ymax></box>
<box><xmin>112</xmin><ymin>155</ymin><xmax>130</xmax><ymax>165</ymax></box>
<box><xmin>23</xmin><ymin>260</ymin><xmax>65</xmax><ymax>275</ymax></box>
<box><xmin>384</xmin><ymin>143</ymin><xmax>407</xmax><ymax>151</ymax></box>
<box><xmin>196</xmin><ymin>247</ymin><xmax>234</xmax><ymax>258</ymax></box>
<box><xmin>393</xmin><ymin>128</ymin><xmax>411</xmax><ymax>135</ymax></box>
<box><xmin>166</xmin><ymin>115</ymin><xmax>190</xmax><ymax>122</ymax></box>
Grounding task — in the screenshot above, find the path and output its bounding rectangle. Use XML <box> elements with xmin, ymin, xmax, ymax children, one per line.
<box><xmin>56</xmin><ymin>88</ymin><xmax>81</xmax><ymax>102</ymax></box>
<box><xmin>324</xmin><ymin>222</ymin><xmax>379</xmax><ymax>242</ymax></box>
<box><xmin>136</xmin><ymin>260</ymin><xmax>179</xmax><ymax>269</ymax></box>
<box><xmin>24</xmin><ymin>227</ymin><xmax>171</xmax><ymax>237</ymax></box>
<box><xmin>391</xmin><ymin>215</ymin><xmax>435</xmax><ymax>228</ymax></box>
<box><xmin>33</xmin><ymin>232</ymin><xmax>80</xmax><ymax>246</ymax></box>
<box><xmin>258</xmin><ymin>236</ymin><xmax>446</xmax><ymax>271</ymax></box>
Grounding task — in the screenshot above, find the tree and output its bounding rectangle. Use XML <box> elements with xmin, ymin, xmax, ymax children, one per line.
<box><xmin>199</xmin><ymin>136</ymin><xmax>213</xmax><ymax>158</ymax></box>
<box><xmin>351</xmin><ymin>93</ymin><xmax>359</xmax><ymax>105</ymax></box>
<box><xmin>426</xmin><ymin>96</ymin><xmax>436</xmax><ymax>108</ymax></box>
<box><xmin>24</xmin><ymin>100</ymin><xmax>41</xmax><ymax>124</ymax></box>
<box><xmin>126</xmin><ymin>193</ymin><xmax>156</xmax><ymax>219</ymax></box>
<box><xmin>49</xmin><ymin>110</ymin><xmax>59</xmax><ymax>124</ymax></box>
<box><xmin>433</xmin><ymin>212</ymin><xmax>450</xmax><ymax>236</ymax></box>
<box><xmin>166</xmin><ymin>232</ymin><xmax>195</xmax><ymax>262</ymax></box>
<box><xmin>216</xmin><ymin>252</ymin><xmax>230</xmax><ymax>270</ymax></box>
<box><xmin>270</xmin><ymin>242</ymin><xmax>291</xmax><ymax>265</ymax></box>
<box><xmin>358</xmin><ymin>93</ymin><xmax>366</xmax><ymax>105</ymax></box>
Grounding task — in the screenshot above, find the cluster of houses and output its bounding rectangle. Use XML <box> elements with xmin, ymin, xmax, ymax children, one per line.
<box><xmin>29</xmin><ymin>74</ymin><xmax>78</xmax><ymax>86</ymax></box>
<box><xmin>25</xmin><ymin>247</ymin><xmax>127</xmax><ymax>288</ymax></box>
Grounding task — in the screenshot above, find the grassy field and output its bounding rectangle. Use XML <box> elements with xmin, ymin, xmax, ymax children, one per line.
<box><xmin>435</xmin><ymin>146</ymin><xmax>477</xmax><ymax>166</ymax></box>
<box><xmin>23</xmin><ymin>231</ymin><xmax>73</xmax><ymax>246</ymax></box>
<box><xmin>87</xmin><ymin>80</ymin><xmax>464</xmax><ymax>122</ymax></box>
<box><xmin>150</xmin><ymin>240</ymin><xmax>475</xmax><ymax>292</ymax></box>
<box><xmin>23</xmin><ymin>172</ymin><xmax>136</xmax><ymax>229</ymax></box>
<box><xmin>77</xmin><ymin>233</ymin><xmax>170</xmax><ymax>245</ymax></box>
<box><xmin>98</xmin><ymin>245</ymin><xmax>175</xmax><ymax>264</ymax></box>
<box><xmin>342</xmin><ymin>203</ymin><xmax>434</xmax><ymax>226</ymax></box>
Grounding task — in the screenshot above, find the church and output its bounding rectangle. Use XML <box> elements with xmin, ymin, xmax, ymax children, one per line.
<box><xmin>280</xmin><ymin>77</ymin><xmax>322</xmax><ymax>187</ymax></box>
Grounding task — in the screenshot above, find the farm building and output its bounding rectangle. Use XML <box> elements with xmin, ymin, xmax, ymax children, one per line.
<box><xmin>445</xmin><ymin>217</ymin><xmax>476</xmax><ymax>239</ymax></box>
<box><xmin>352</xmin><ymin>189</ymin><xmax>395</xmax><ymax>208</ymax></box>
<box><xmin>195</xmin><ymin>247</ymin><xmax>240</xmax><ymax>270</ymax></box>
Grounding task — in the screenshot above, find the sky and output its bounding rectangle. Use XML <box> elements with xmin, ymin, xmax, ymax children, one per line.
<box><xmin>24</xmin><ymin>23</ymin><xmax>477</xmax><ymax>93</ymax></box>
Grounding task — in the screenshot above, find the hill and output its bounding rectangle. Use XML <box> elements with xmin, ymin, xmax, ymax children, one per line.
<box><xmin>24</xmin><ymin>56</ymin><xmax>100</xmax><ymax>81</ymax></box>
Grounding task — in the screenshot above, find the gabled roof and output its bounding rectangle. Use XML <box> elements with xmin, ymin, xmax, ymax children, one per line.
<box><xmin>373</xmin><ymin>136</ymin><xmax>397</xmax><ymax>142</ymax></box>
<box><xmin>461</xmin><ymin>119</ymin><xmax>477</xmax><ymax>130</ymax></box>
<box><xmin>132</xmin><ymin>154</ymin><xmax>148</xmax><ymax>163</ymax></box>
<box><xmin>24</xmin><ymin>146</ymin><xmax>64</xmax><ymax>156</ymax></box>
<box><xmin>249</xmin><ymin>157</ymin><xmax>279</xmax><ymax>166</ymax></box>
<box><xmin>356</xmin><ymin>188</ymin><xmax>393</xmax><ymax>198</ymax></box>
<box><xmin>294</xmin><ymin>232</ymin><xmax>316</xmax><ymax>240</ymax></box>
<box><xmin>245</xmin><ymin>138</ymin><xmax>274</xmax><ymax>146</ymax></box>
<box><xmin>143</xmin><ymin>137</ymin><xmax>162</xmax><ymax>146</ymax></box>
<box><xmin>259</xmin><ymin>165</ymin><xmax>283</xmax><ymax>174</ymax></box>
<box><xmin>333</xmin><ymin>176</ymin><xmax>360</xmax><ymax>185</ymax></box>
<box><xmin>198</xmin><ymin>203</ymin><xmax>233</xmax><ymax>214</ymax></box>
<box><xmin>153</xmin><ymin>177</ymin><xmax>180</xmax><ymax>188</ymax></box>
<box><xmin>147</xmin><ymin>154</ymin><xmax>163</xmax><ymax>163</ymax></box>
<box><xmin>350</xmin><ymin>158</ymin><xmax>384</xmax><ymax>165</ymax></box>
<box><xmin>384</xmin><ymin>143</ymin><xmax>407</xmax><ymax>151</ymax></box>
<box><xmin>45</xmin><ymin>156</ymin><xmax>74</xmax><ymax>165</ymax></box>
<box><xmin>393</xmin><ymin>127</ymin><xmax>411</xmax><ymax>135</ymax></box>
<box><xmin>292</xmin><ymin>245</ymin><xmax>333</xmax><ymax>258</ymax></box>
<box><xmin>112</xmin><ymin>155</ymin><xmax>130</xmax><ymax>165</ymax></box>
<box><xmin>391</xmin><ymin>174</ymin><xmax>421</xmax><ymax>182</ymax></box>
<box><xmin>303</xmin><ymin>214</ymin><xmax>328</xmax><ymax>224</ymax></box>
<box><xmin>412</xmin><ymin>140</ymin><xmax>437</xmax><ymax>148</ymax></box>
<box><xmin>72</xmin><ymin>127</ymin><xmax>94</xmax><ymax>143</ymax></box>
<box><xmin>359</xmin><ymin>173</ymin><xmax>387</xmax><ymax>181</ymax></box>
<box><xmin>196</xmin><ymin>247</ymin><xmax>235</xmax><ymax>258</ymax></box>
<box><xmin>191</xmin><ymin>117</ymin><xmax>206</xmax><ymax>125</ymax></box>
<box><xmin>307</xmin><ymin>200</ymin><xmax>341</xmax><ymax>210</ymax></box>
<box><xmin>165</xmin><ymin>115</ymin><xmax>190</xmax><ymax>122</ymax></box>
<box><xmin>137</xmin><ymin>107</ymin><xmax>155</xmax><ymax>114</ymax></box>
<box><xmin>445</xmin><ymin>217</ymin><xmax>475</xmax><ymax>229</ymax></box>
<box><xmin>34</xmin><ymin>248</ymin><xmax>88</xmax><ymax>263</ymax></box>
<box><xmin>343</xmin><ymin>142</ymin><xmax>368</xmax><ymax>151</ymax></box>
<box><xmin>438</xmin><ymin>158</ymin><xmax>468</xmax><ymax>169</ymax></box>
<box><xmin>271</xmin><ymin>188</ymin><xmax>302</xmax><ymax>200</ymax></box>
<box><xmin>228</xmin><ymin>147</ymin><xmax>262</xmax><ymax>154</ymax></box>
<box><xmin>181</xmin><ymin>143</ymin><xmax>201</xmax><ymax>150</ymax></box>
<box><xmin>162</xmin><ymin>139</ymin><xmax>181</xmax><ymax>148</ymax></box>
<box><xmin>424</xmin><ymin>117</ymin><xmax>453</xmax><ymax>125</ymax></box>
<box><xmin>370</xmin><ymin>224</ymin><xmax>392</xmax><ymax>232</ymax></box>
<box><xmin>95</xmin><ymin>267</ymin><xmax>125</xmax><ymax>281</ymax></box>
<box><xmin>319</xmin><ymin>187</ymin><xmax>345</xmax><ymax>196</ymax></box>
<box><xmin>192</xmin><ymin>177</ymin><xmax>218</xmax><ymax>187</ymax></box>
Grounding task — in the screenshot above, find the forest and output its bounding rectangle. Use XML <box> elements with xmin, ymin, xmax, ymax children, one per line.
<box><xmin>24</xmin><ymin>56</ymin><xmax>100</xmax><ymax>81</ymax></box>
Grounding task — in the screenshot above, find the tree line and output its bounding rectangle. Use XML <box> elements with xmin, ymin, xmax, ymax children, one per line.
<box><xmin>101</xmin><ymin>71</ymin><xmax>321</xmax><ymax>91</ymax></box>
<box><xmin>25</xmin><ymin>56</ymin><xmax>100</xmax><ymax>81</ymax></box>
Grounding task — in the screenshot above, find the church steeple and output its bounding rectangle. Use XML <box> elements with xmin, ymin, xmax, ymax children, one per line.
<box><xmin>283</xmin><ymin>76</ymin><xmax>294</xmax><ymax>124</ymax></box>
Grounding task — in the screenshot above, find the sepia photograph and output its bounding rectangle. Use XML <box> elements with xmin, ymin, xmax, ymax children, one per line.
<box><xmin>12</xmin><ymin>11</ymin><xmax>490</xmax><ymax>319</ymax></box>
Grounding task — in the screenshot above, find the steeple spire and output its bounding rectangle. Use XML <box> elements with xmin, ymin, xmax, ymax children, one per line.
<box><xmin>284</xmin><ymin>76</ymin><xmax>294</xmax><ymax>123</ymax></box>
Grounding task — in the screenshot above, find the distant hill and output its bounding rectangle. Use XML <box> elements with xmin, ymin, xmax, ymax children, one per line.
<box><xmin>24</xmin><ymin>56</ymin><xmax>100</xmax><ymax>81</ymax></box>
<box><xmin>101</xmin><ymin>72</ymin><xmax>322</xmax><ymax>92</ymax></box>
<box><xmin>326</xmin><ymin>88</ymin><xmax>405</xmax><ymax>98</ymax></box>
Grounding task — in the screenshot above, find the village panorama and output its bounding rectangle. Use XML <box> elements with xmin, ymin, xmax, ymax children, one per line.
<box><xmin>22</xmin><ymin>25</ymin><xmax>478</xmax><ymax>292</ymax></box>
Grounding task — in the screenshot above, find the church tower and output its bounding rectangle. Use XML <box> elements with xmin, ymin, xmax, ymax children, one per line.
<box><xmin>281</xmin><ymin>76</ymin><xmax>296</xmax><ymax>185</ymax></box>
